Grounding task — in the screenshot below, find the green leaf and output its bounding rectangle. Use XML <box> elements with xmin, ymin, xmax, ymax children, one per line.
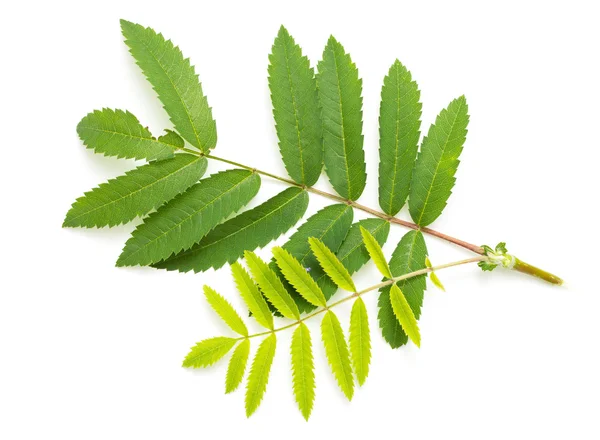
<box><xmin>317</xmin><ymin>37</ymin><xmax>366</xmax><ymax>201</ymax></box>
<box><xmin>203</xmin><ymin>286</ymin><xmax>248</xmax><ymax>337</ymax></box>
<box><xmin>425</xmin><ymin>257</ymin><xmax>446</xmax><ymax>291</ymax></box>
<box><xmin>309</xmin><ymin>237</ymin><xmax>356</xmax><ymax>292</ymax></box>
<box><xmin>63</xmin><ymin>154</ymin><xmax>206</xmax><ymax>228</ymax></box>
<box><xmin>360</xmin><ymin>225</ymin><xmax>392</xmax><ymax>279</ymax></box>
<box><xmin>226</xmin><ymin>339</ymin><xmax>250</xmax><ymax>394</ymax></box>
<box><xmin>245</xmin><ymin>251</ymin><xmax>300</xmax><ymax>320</ymax></box>
<box><xmin>291</xmin><ymin>323</ymin><xmax>315</xmax><ymax>420</ymax></box>
<box><xmin>378</xmin><ymin>60</ymin><xmax>422</xmax><ymax>215</ymax></box>
<box><xmin>231</xmin><ymin>262</ymin><xmax>274</xmax><ymax>330</ymax></box>
<box><xmin>409</xmin><ymin>96</ymin><xmax>469</xmax><ymax>226</ymax></box>
<box><xmin>121</xmin><ymin>20</ymin><xmax>217</xmax><ymax>152</ymax></box>
<box><xmin>245</xmin><ymin>333</ymin><xmax>277</xmax><ymax>417</ymax></box>
<box><xmin>182</xmin><ymin>336</ymin><xmax>236</xmax><ymax>368</ymax></box>
<box><xmin>273</xmin><ymin>204</ymin><xmax>353</xmax><ymax>313</ymax></box>
<box><xmin>317</xmin><ymin>219</ymin><xmax>390</xmax><ymax>300</ymax></box>
<box><xmin>321</xmin><ymin>310</ymin><xmax>354</xmax><ymax>400</ymax></box>
<box><xmin>349</xmin><ymin>297</ymin><xmax>371</xmax><ymax>386</ymax></box>
<box><xmin>117</xmin><ymin>170</ymin><xmax>260</xmax><ymax>266</ymax></box>
<box><xmin>77</xmin><ymin>109</ymin><xmax>177</xmax><ymax>161</ymax></box>
<box><xmin>272</xmin><ymin>247</ymin><xmax>327</xmax><ymax>308</ymax></box>
<box><xmin>268</xmin><ymin>26</ymin><xmax>322</xmax><ymax>186</ymax></box>
<box><xmin>378</xmin><ymin>230</ymin><xmax>428</xmax><ymax>348</ymax></box>
<box><xmin>389</xmin><ymin>284</ymin><xmax>421</xmax><ymax>347</ymax></box>
<box><xmin>154</xmin><ymin>187</ymin><xmax>309</xmax><ymax>272</ymax></box>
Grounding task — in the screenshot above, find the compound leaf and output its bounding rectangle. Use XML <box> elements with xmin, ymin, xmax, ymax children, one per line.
<box><xmin>245</xmin><ymin>333</ymin><xmax>277</xmax><ymax>417</ymax></box>
<box><xmin>245</xmin><ymin>251</ymin><xmax>300</xmax><ymax>320</ymax></box>
<box><xmin>321</xmin><ymin>310</ymin><xmax>354</xmax><ymax>400</ymax></box>
<box><xmin>63</xmin><ymin>154</ymin><xmax>206</xmax><ymax>228</ymax></box>
<box><xmin>154</xmin><ymin>187</ymin><xmax>308</xmax><ymax>272</ymax></box>
<box><xmin>378</xmin><ymin>60</ymin><xmax>422</xmax><ymax>215</ymax></box>
<box><xmin>309</xmin><ymin>237</ymin><xmax>356</xmax><ymax>292</ymax></box>
<box><xmin>390</xmin><ymin>284</ymin><xmax>421</xmax><ymax>347</ymax></box>
<box><xmin>121</xmin><ymin>20</ymin><xmax>217</xmax><ymax>152</ymax></box>
<box><xmin>226</xmin><ymin>339</ymin><xmax>250</xmax><ymax>394</ymax></box>
<box><xmin>291</xmin><ymin>322</ymin><xmax>315</xmax><ymax>420</ymax></box>
<box><xmin>77</xmin><ymin>108</ymin><xmax>177</xmax><ymax>161</ymax></box>
<box><xmin>231</xmin><ymin>262</ymin><xmax>274</xmax><ymax>330</ymax></box>
<box><xmin>117</xmin><ymin>170</ymin><xmax>260</xmax><ymax>266</ymax></box>
<box><xmin>409</xmin><ymin>96</ymin><xmax>469</xmax><ymax>226</ymax></box>
<box><xmin>203</xmin><ymin>286</ymin><xmax>248</xmax><ymax>337</ymax></box>
<box><xmin>182</xmin><ymin>336</ymin><xmax>236</xmax><ymax>368</ymax></box>
<box><xmin>349</xmin><ymin>297</ymin><xmax>371</xmax><ymax>386</ymax></box>
<box><xmin>268</xmin><ymin>26</ymin><xmax>322</xmax><ymax>186</ymax></box>
<box><xmin>378</xmin><ymin>230</ymin><xmax>428</xmax><ymax>348</ymax></box>
<box><xmin>317</xmin><ymin>37</ymin><xmax>366</xmax><ymax>200</ymax></box>
<box><xmin>360</xmin><ymin>225</ymin><xmax>392</xmax><ymax>278</ymax></box>
<box><xmin>273</xmin><ymin>247</ymin><xmax>327</xmax><ymax>308</ymax></box>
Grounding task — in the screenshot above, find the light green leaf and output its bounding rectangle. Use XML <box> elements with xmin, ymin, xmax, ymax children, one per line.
<box><xmin>360</xmin><ymin>225</ymin><xmax>392</xmax><ymax>279</ymax></box>
<box><xmin>409</xmin><ymin>96</ymin><xmax>469</xmax><ymax>226</ymax></box>
<box><xmin>291</xmin><ymin>323</ymin><xmax>315</xmax><ymax>420</ymax></box>
<box><xmin>272</xmin><ymin>247</ymin><xmax>327</xmax><ymax>308</ymax></box>
<box><xmin>77</xmin><ymin>108</ymin><xmax>176</xmax><ymax>161</ymax></box>
<box><xmin>154</xmin><ymin>187</ymin><xmax>309</xmax><ymax>272</ymax></box>
<box><xmin>63</xmin><ymin>154</ymin><xmax>206</xmax><ymax>228</ymax></box>
<box><xmin>349</xmin><ymin>297</ymin><xmax>370</xmax><ymax>386</ymax></box>
<box><xmin>389</xmin><ymin>284</ymin><xmax>421</xmax><ymax>347</ymax></box>
<box><xmin>121</xmin><ymin>20</ymin><xmax>217</xmax><ymax>152</ymax></box>
<box><xmin>317</xmin><ymin>219</ymin><xmax>390</xmax><ymax>301</ymax></box>
<box><xmin>317</xmin><ymin>37</ymin><xmax>366</xmax><ymax>201</ymax></box>
<box><xmin>321</xmin><ymin>310</ymin><xmax>354</xmax><ymax>400</ymax></box>
<box><xmin>268</xmin><ymin>26</ymin><xmax>322</xmax><ymax>186</ymax></box>
<box><xmin>226</xmin><ymin>339</ymin><xmax>250</xmax><ymax>394</ymax></box>
<box><xmin>245</xmin><ymin>333</ymin><xmax>277</xmax><ymax>417</ymax></box>
<box><xmin>273</xmin><ymin>204</ymin><xmax>353</xmax><ymax>313</ymax></box>
<box><xmin>117</xmin><ymin>170</ymin><xmax>260</xmax><ymax>266</ymax></box>
<box><xmin>425</xmin><ymin>257</ymin><xmax>446</xmax><ymax>291</ymax></box>
<box><xmin>203</xmin><ymin>286</ymin><xmax>248</xmax><ymax>337</ymax></box>
<box><xmin>378</xmin><ymin>230</ymin><xmax>428</xmax><ymax>348</ymax></box>
<box><xmin>378</xmin><ymin>60</ymin><xmax>422</xmax><ymax>215</ymax></box>
<box><xmin>244</xmin><ymin>251</ymin><xmax>300</xmax><ymax>320</ymax></box>
<box><xmin>309</xmin><ymin>237</ymin><xmax>356</xmax><ymax>292</ymax></box>
<box><xmin>231</xmin><ymin>262</ymin><xmax>274</xmax><ymax>330</ymax></box>
<box><xmin>182</xmin><ymin>336</ymin><xmax>236</xmax><ymax>368</ymax></box>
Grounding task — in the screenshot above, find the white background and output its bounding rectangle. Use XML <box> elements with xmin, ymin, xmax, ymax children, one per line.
<box><xmin>1</xmin><ymin>1</ymin><xmax>599</xmax><ymax>438</ymax></box>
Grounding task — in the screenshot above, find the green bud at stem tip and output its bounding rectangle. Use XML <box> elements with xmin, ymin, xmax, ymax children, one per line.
<box><xmin>513</xmin><ymin>258</ymin><xmax>563</xmax><ymax>286</ymax></box>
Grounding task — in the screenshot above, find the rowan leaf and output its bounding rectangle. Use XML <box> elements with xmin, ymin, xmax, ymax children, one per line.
<box><xmin>272</xmin><ymin>247</ymin><xmax>327</xmax><ymax>308</ymax></box>
<box><xmin>317</xmin><ymin>37</ymin><xmax>366</xmax><ymax>200</ymax></box>
<box><xmin>117</xmin><ymin>170</ymin><xmax>260</xmax><ymax>266</ymax></box>
<box><xmin>268</xmin><ymin>26</ymin><xmax>322</xmax><ymax>186</ymax></box>
<box><xmin>231</xmin><ymin>262</ymin><xmax>274</xmax><ymax>330</ymax></box>
<box><xmin>360</xmin><ymin>225</ymin><xmax>392</xmax><ymax>278</ymax></box>
<box><xmin>121</xmin><ymin>20</ymin><xmax>217</xmax><ymax>152</ymax></box>
<box><xmin>273</xmin><ymin>204</ymin><xmax>353</xmax><ymax>313</ymax></box>
<box><xmin>203</xmin><ymin>286</ymin><xmax>248</xmax><ymax>336</ymax></box>
<box><xmin>291</xmin><ymin>323</ymin><xmax>315</xmax><ymax>420</ymax></box>
<box><xmin>63</xmin><ymin>154</ymin><xmax>206</xmax><ymax>228</ymax></box>
<box><xmin>226</xmin><ymin>339</ymin><xmax>250</xmax><ymax>394</ymax></box>
<box><xmin>154</xmin><ymin>187</ymin><xmax>309</xmax><ymax>273</ymax></box>
<box><xmin>317</xmin><ymin>219</ymin><xmax>390</xmax><ymax>300</ymax></box>
<box><xmin>389</xmin><ymin>284</ymin><xmax>421</xmax><ymax>347</ymax></box>
<box><xmin>409</xmin><ymin>96</ymin><xmax>469</xmax><ymax>226</ymax></box>
<box><xmin>378</xmin><ymin>230</ymin><xmax>428</xmax><ymax>348</ymax></box>
<box><xmin>349</xmin><ymin>297</ymin><xmax>370</xmax><ymax>386</ymax></box>
<box><xmin>245</xmin><ymin>251</ymin><xmax>300</xmax><ymax>320</ymax></box>
<box><xmin>321</xmin><ymin>310</ymin><xmax>354</xmax><ymax>400</ymax></box>
<box><xmin>182</xmin><ymin>336</ymin><xmax>236</xmax><ymax>368</ymax></box>
<box><xmin>378</xmin><ymin>60</ymin><xmax>422</xmax><ymax>215</ymax></box>
<box><xmin>245</xmin><ymin>333</ymin><xmax>277</xmax><ymax>417</ymax></box>
<box><xmin>77</xmin><ymin>108</ymin><xmax>177</xmax><ymax>161</ymax></box>
<box><xmin>425</xmin><ymin>257</ymin><xmax>446</xmax><ymax>291</ymax></box>
<box><xmin>309</xmin><ymin>237</ymin><xmax>356</xmax><ymax>292</ymax></box>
